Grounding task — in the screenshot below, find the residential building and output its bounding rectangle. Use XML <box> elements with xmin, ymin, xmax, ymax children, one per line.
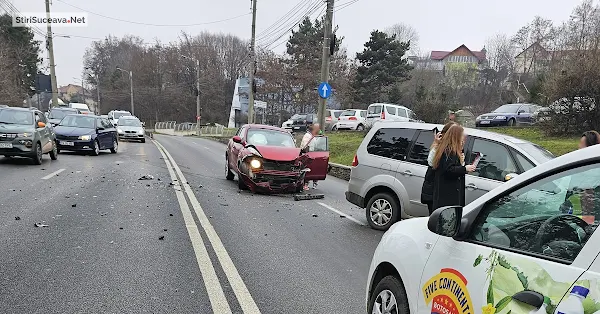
<box><xmin>514</xmin><ymin>42</ymin><xmax>551</xmax><ymax>75</ymax></box>
<box><xmin>408</xmin><ymin>44</ymin><xmax>488</xmax><ymax>74</ymax></box>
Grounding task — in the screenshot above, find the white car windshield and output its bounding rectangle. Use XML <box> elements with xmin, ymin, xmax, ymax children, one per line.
<box><xmin>246</xmin><ymin>129</ymin><xmax>295</xmax><ymax>147</ymax></box>
<box><xmin>119</xmin><ymin>119</ymin><xmax>142</xmax><ymax>127</ymax></box>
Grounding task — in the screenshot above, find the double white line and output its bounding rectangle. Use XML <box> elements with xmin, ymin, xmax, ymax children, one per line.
<box><xmin>153</xmin><ymin>140</ymin><xmax>261</xmax><ymax>314</ymax></box>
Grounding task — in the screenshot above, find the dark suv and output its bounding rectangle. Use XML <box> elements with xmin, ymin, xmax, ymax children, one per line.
<box><xmin>0</xmin><ymin>107</ymin><xmax>58</xmax><ymax>164</ymax></box>
<box><xmin>290</xmin><ymin>113</ymin><xmax>317</xmax><ymax>132</ymax></box>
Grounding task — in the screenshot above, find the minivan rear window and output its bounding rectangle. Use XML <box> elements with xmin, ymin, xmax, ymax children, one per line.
<box><xmin>367</xmin><ymin>128</ymin><xmax>416</xmax><ymax>160</ymax></box>
<box><xmin>368</xmin><ymin>106</ymin><xmax>382</xmax><ymax>115</ymax></box>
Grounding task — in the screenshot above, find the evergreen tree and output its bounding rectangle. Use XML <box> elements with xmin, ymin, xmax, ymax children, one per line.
<box><xmin>353</xmin><ymin>30</ymin><xmax>412</xmax><ymax>104</ymax></box>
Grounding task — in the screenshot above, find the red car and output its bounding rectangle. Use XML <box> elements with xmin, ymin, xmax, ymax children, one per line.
<box><xmin>225</xmin><ymin>124</ymin><xmax>329</xmax><ymax>193</ymax></box>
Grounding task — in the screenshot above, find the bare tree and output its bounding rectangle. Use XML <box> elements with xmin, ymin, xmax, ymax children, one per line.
<box><xmin>385</xmin><ymin>23</ymin><xmax>420</xmax><ymax>55</ymax></box>
<box><xmin>485</xmin><ymin>34</ymin><xmax>516</xmax><ymax>73</ymax></box>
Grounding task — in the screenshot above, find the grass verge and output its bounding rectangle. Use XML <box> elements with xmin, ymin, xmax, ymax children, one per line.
<box><xmin>325</xmin><ymin>127</ymin><xmax>579</xmax><ymax>166</ymax></box>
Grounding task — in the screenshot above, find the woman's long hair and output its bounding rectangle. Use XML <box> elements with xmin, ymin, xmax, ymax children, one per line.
<box><xmin>430</xmin><ymin>121</ymin><xmax>458</xmax><ymax>150</ymax></box>
<box><xmin>432</xmin><ymin>124</ymin><xmax>464</xmax><ymax>169</ymax></box>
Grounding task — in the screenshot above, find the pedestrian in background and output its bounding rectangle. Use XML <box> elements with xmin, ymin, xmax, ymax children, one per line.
<box><xmin>431</xmin><ymin>124</ymin><xmax>476</xmax><ymax>210</ymax></box>
<box><xmin>446</xmin><ymin>111</ymin><xmax>456</xmax><ymax>123</ymax></box>
<box><xmin>421</xmin><ymin>121</ymin><xmax>457</xmax><ymax>214</ymax></box>
<box><xmin>579</xmin><ymin>130</ymin><xmax>600</xmax><ymax>149</ymax></box>
<box><xmin>577</xmin><ymin>130</ymin><xmax>600</xmax><ymax>219</ymax></box>
<box><xmin>300</xmin><ymin>123</ymin><xmax>321</xmax><ymax>190</ymax></box>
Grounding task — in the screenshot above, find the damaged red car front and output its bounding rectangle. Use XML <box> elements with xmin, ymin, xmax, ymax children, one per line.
<box><xmin>225</xmin><ymin>125</ymin><xmax>329</xmax><ymax>193</ymax></box>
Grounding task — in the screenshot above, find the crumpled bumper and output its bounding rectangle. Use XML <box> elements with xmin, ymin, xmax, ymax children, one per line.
<box><xmin>240</xmin><ymin>169</ymin><xmax>304</xmax><ymax>193</ymax></box>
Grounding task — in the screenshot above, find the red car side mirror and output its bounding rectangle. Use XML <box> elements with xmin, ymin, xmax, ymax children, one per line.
<box><xmin>232</xmin><ymin>136</ymin><xmax>242</xmax><ymax>144</ymax></box>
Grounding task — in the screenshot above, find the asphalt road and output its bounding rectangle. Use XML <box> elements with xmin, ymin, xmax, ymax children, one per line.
<box><xmin>0</xmin><ymin>135</ymin><xmax>383</xmax><ymax>314</ymax></box>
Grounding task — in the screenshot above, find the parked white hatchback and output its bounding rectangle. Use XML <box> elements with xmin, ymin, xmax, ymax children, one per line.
<box><xmin>367</xmin><ymin>144</ymin><xmax>600</xmax><ymax>314</ymax></box>
<box><xmin>334</xmin><ymin>109</ymin><xmax>367</xmax><ymax>130</ymax></box>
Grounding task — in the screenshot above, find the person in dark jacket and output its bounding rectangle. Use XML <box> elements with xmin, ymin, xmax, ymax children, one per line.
<box><xmin>421</xmin><ymin>121</ymin><xmax>458</xmax><ymax>214</ymax></box>
<box><xmin>431</xmin><ymin>124</ymin><xmax>475</xmax><ymax>211</ymax></box>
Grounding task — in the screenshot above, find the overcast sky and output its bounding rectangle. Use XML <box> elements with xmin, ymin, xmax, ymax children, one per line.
<box><xmin>14</xmin><ymin>0</ymin><xmax>582</xmax><ymax>86</ymax></box>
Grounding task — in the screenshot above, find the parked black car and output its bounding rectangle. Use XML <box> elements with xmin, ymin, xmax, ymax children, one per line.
<box><xmin>476</xmin><ymin>103</ymin><xmax>541</xmax><ymax>127</ymax></box>
<box><xmin>54</xmin><ymin>114</ymin><xmax>118</xmax><ymax>156</ymax></box>
<box><xmin>47</xmin><ymin>107</ymin><xmax>80</xmax><ymax>127</ymax></box>
<box><xmin>290</xmin><ymin>113</ymin><xmax>317</xmax><ymax>132</ymax></box>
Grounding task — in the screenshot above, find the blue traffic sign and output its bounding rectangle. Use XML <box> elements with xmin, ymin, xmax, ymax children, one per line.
<box><xmin>318</xmin><ymin>82</ymin><xmax>332</xmax><ymax>99</ymax></box>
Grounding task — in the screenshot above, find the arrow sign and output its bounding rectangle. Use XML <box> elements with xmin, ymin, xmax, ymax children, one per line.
<box><xmin>318</xmin><ymin>82</ymin><xmax>332</xmax><ymax>99</ymax></box>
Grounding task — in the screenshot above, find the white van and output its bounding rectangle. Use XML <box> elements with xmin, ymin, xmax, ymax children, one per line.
<box><xmin>107</xmin><ymin>110</ymin><xmax>132</xmax><ymax>126</ymax></box>
<box><xmin>366</xmin><ymin>103</ymin><xmax>418</xmax><ymax>125</ymax></box>
<box><xmin>69</xmin><ymin>103</ymin><xmax>91</xmax><ymax>115</ymax></box>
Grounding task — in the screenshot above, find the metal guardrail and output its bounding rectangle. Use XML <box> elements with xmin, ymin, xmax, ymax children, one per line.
<box><xmin>153</xmin><ymin>121</ymin><xmax>236</xmax><ymax>137</ymax></box>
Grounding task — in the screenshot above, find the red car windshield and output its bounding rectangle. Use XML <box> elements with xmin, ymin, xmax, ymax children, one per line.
<box><xmin>246</xmin><ymin>129</ymin><xmax>295</xmax><ymax>147</ymax></box>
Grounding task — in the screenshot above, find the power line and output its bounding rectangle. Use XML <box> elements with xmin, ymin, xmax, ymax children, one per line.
<box><xmin>56</xmin><ymin>0</ymin><xmax>251</xmax><ymax>27</ymax></box>
<box><xmin>256</xmin><ymin>0</ymin><xmax>312</xmax><ymax>39</ymax></box>
<box><xmin>334</xmin><ymin>0</ymin><xmax>360</xmax><ymax>12</ymax></box>
<box><xmin>259</xmin><ymin>0</ymin><xmax>325</xmax><ymax>50</ymax></box>
<box><xmin>257</xmin><ymin>0</ymin><xmax>321</xmax><ymax>45</ymax></box>
<box><xmin>0</xmin><ymin>0</ymin><xmax>46</xmax><ymax>37</ymax></box>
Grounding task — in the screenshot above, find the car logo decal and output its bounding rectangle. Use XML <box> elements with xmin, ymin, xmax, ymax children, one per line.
<box><xmin>423</xmin><ymin>268</ymin><xmax>474</xmax><ymax>314</ymax></box>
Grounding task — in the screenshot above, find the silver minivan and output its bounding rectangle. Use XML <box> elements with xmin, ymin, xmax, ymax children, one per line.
<box><xmin>345</xmin><ymin>121</ymin><xmax>556</xmax><ymax>230</ymax></box>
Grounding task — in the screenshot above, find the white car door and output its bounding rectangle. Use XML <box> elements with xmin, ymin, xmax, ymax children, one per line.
<box><xmin>418</xmin><ymin>161</ymin><xmax>600</xmax><ymax>314</ymax></box>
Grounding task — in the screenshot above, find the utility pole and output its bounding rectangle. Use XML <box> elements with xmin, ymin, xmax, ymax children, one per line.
<box><xmin>196</xmin><ymin>59</ymin><xmax>201</xmax><ymax>137</ymax></box>
<box><xmin>247</xmin><ymin>0</ymin><xmax>257</xmax><ymax>124</ymax></box>
<box><xmin>96</xmin><ymin>76</ymin><xmax>101</xmax><ymax>115</ymax></box>
<box><xmin>317</xmin><ymin>0</ymin><xmax>335</xmax><ymax>128</ymax></box>
<box><xmin>129</xmin><ymin>71</ymin><xmax>134</xmax><ymax>115</ymax></box>
<box><xmin>117</xmin><ymin>67</ymin><xmax>134</xmax><ymax>115</ymax></box>
<box><xmin>45</xmin><ymin>0</ymin><xmax>59</xmax><ymax>108</ymax></box>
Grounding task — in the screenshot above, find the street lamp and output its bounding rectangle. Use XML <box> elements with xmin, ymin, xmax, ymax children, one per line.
<box><xmin>116</xmin><ymin>67</ymin><xmax>134</xmax><ymax>115</ymax></box>
<box><xmin>181</xmin><ymin>54</ymin><xmax>201</xmax><ymax>137</ymax></box>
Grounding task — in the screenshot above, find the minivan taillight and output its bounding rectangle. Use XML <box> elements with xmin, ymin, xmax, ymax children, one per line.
<box><xmin>352</xmin><ymin>154</ymin><xmax>359</xmax><ymax>167</ymax></box>
<box><xmin>381</xmin><ymin>110</ymin><xmax>385</xmax><ymax>120</ymax></box>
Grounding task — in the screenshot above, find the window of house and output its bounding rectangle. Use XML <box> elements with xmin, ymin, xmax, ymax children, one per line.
<box><xmin>408</xmin><ymin>130</ymin><xmax>434</xmax><ymax>166</ymax></box>
<box><xmin>470</xmin><ymin>162</ymin><xmax>600</xmax><ymax>263</ymax></box>
<box><xmin>470</xmin><ymin>139</ymin><xmax>519</xmax><ymax>181</ymax></box>
<box><xmin>367</xmin><ymin>128</ymin><xmax>416</xmax><ymax>161</ymax></box>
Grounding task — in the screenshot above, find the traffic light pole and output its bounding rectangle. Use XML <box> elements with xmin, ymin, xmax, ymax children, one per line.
<box><xmin>317</xmin><ymin>0</ymin><xmax>334</xmax><ymax>129</ymax></box>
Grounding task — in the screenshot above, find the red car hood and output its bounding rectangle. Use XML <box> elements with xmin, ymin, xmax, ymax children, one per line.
<box><xmin>252</xmin><ymin>145</ymin><xmax>301</xmax><ymax>161</ymax></box>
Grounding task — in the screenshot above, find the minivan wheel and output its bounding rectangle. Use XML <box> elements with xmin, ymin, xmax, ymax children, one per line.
<box><xmin>356</xmin><ymin>124</ymin><xmax>365</xmax><ymax>131</ymax></box>
<box><xmin>368</xmin><ymin>275</ymin><xmax>409</xmax><ymax>314</ymax></box>
<box><xmin>366</xmin><ymin>193</ymin><xmax>400</xmax><ymax>231</ymax></box>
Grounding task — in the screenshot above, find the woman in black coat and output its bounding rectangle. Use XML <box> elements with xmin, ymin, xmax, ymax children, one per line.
<box><xmin>431</xmin><ymin>125</ymin><xmax>475</xmax><ymax>211</ymax></box>
<box><xmin>421</xmin><ymin>122</ymin><xmax>458</xmax><ymax>214</ymax></box>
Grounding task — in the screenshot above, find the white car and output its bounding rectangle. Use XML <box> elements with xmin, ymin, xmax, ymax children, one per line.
<box><xmin>334</xmin><ymin>109</ymin><xmax>367</xmax><ymax>130</ymax></box>
<box><xmin>365</xmin><ymin>103</ymin><xmax>418</xmax><ymax>127</ymax></box>
<box><xmin>367</xmin><ymin>144</ymin><xmax>600</xmax><ymax>314</ymax></box>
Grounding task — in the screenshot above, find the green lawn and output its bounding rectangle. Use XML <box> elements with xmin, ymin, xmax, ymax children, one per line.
<box><xmin>324</xmin><ymin>127</ymin><xmax>579</xmax><ymax>166</ymax></box>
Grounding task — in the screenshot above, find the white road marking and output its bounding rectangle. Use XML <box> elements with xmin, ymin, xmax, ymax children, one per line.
<box><xmin>317</xmin><ymin>202</ymin><xmax>364</xmax><ymax>226</ymax></box>
<box><xmin>154</xmin><ymin>140</ymin><xmax>261</xmax><ymax>314</ymax></box>
<box><xmin>41</xmin><ymin>168</ymin><xmax>65</xmax><ymax>180</ymax></box>
<box><xmin>154</xmin><ymin>141</ymin><xmax>233</xmax><ymax>314</ymax></box>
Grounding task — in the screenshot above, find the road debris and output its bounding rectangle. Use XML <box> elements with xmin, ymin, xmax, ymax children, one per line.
<box><xmin>159</xmin><ymin>236</ymin><xmax>165</xmax><ymax>240</ymax></box>
<box><xmin>312</xmin><ymin>214</ymin><xmax>319</xmax><ymax>217</ymax></box>
<box><xmin>15</xmin><ymin>216</ymin><xmax>21</xmax><ymax>220</ymax></box>
<box><xmin>34</xmin><ymin>223</ymin><xmax>49</xmax><ymax>228</ymax></box>
<box><xmin>163</xmin><ymin>229</ymin><xmax>167</xmax><ymax>232</ymax></box>
<box><xmin>219</xmin><ymin>203</ymin><xmax>229</xmax><ymax>207</ymax></box>
<box><xmin>71</xmin><ymin>204</ymin><xmax>76</xmax><ymax>207</ymax></box>
<box><xmin>138</xmin><ymin>175</ymin><xmax>154</xmax><ymax>180</ymax></box>
<box><xmin>294</xmin><ymin>194</ymin><xmax>325</xmax><ymax>201</ymax></box>
<box><xmin>339</xmin><ymin>215</ymin><xmax>346</xmax><ymax>218</ymax></box>
<box><xmin>99</xmin><ymin>212</ymin><xmax>108</xmax><ymax>217</ymax></box>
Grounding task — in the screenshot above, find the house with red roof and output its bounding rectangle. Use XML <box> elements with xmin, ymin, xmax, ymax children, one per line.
<box><xmin>408</xmin><ymin>44</ymin><xmax>488</xmax><ymax>75</ymax></box>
